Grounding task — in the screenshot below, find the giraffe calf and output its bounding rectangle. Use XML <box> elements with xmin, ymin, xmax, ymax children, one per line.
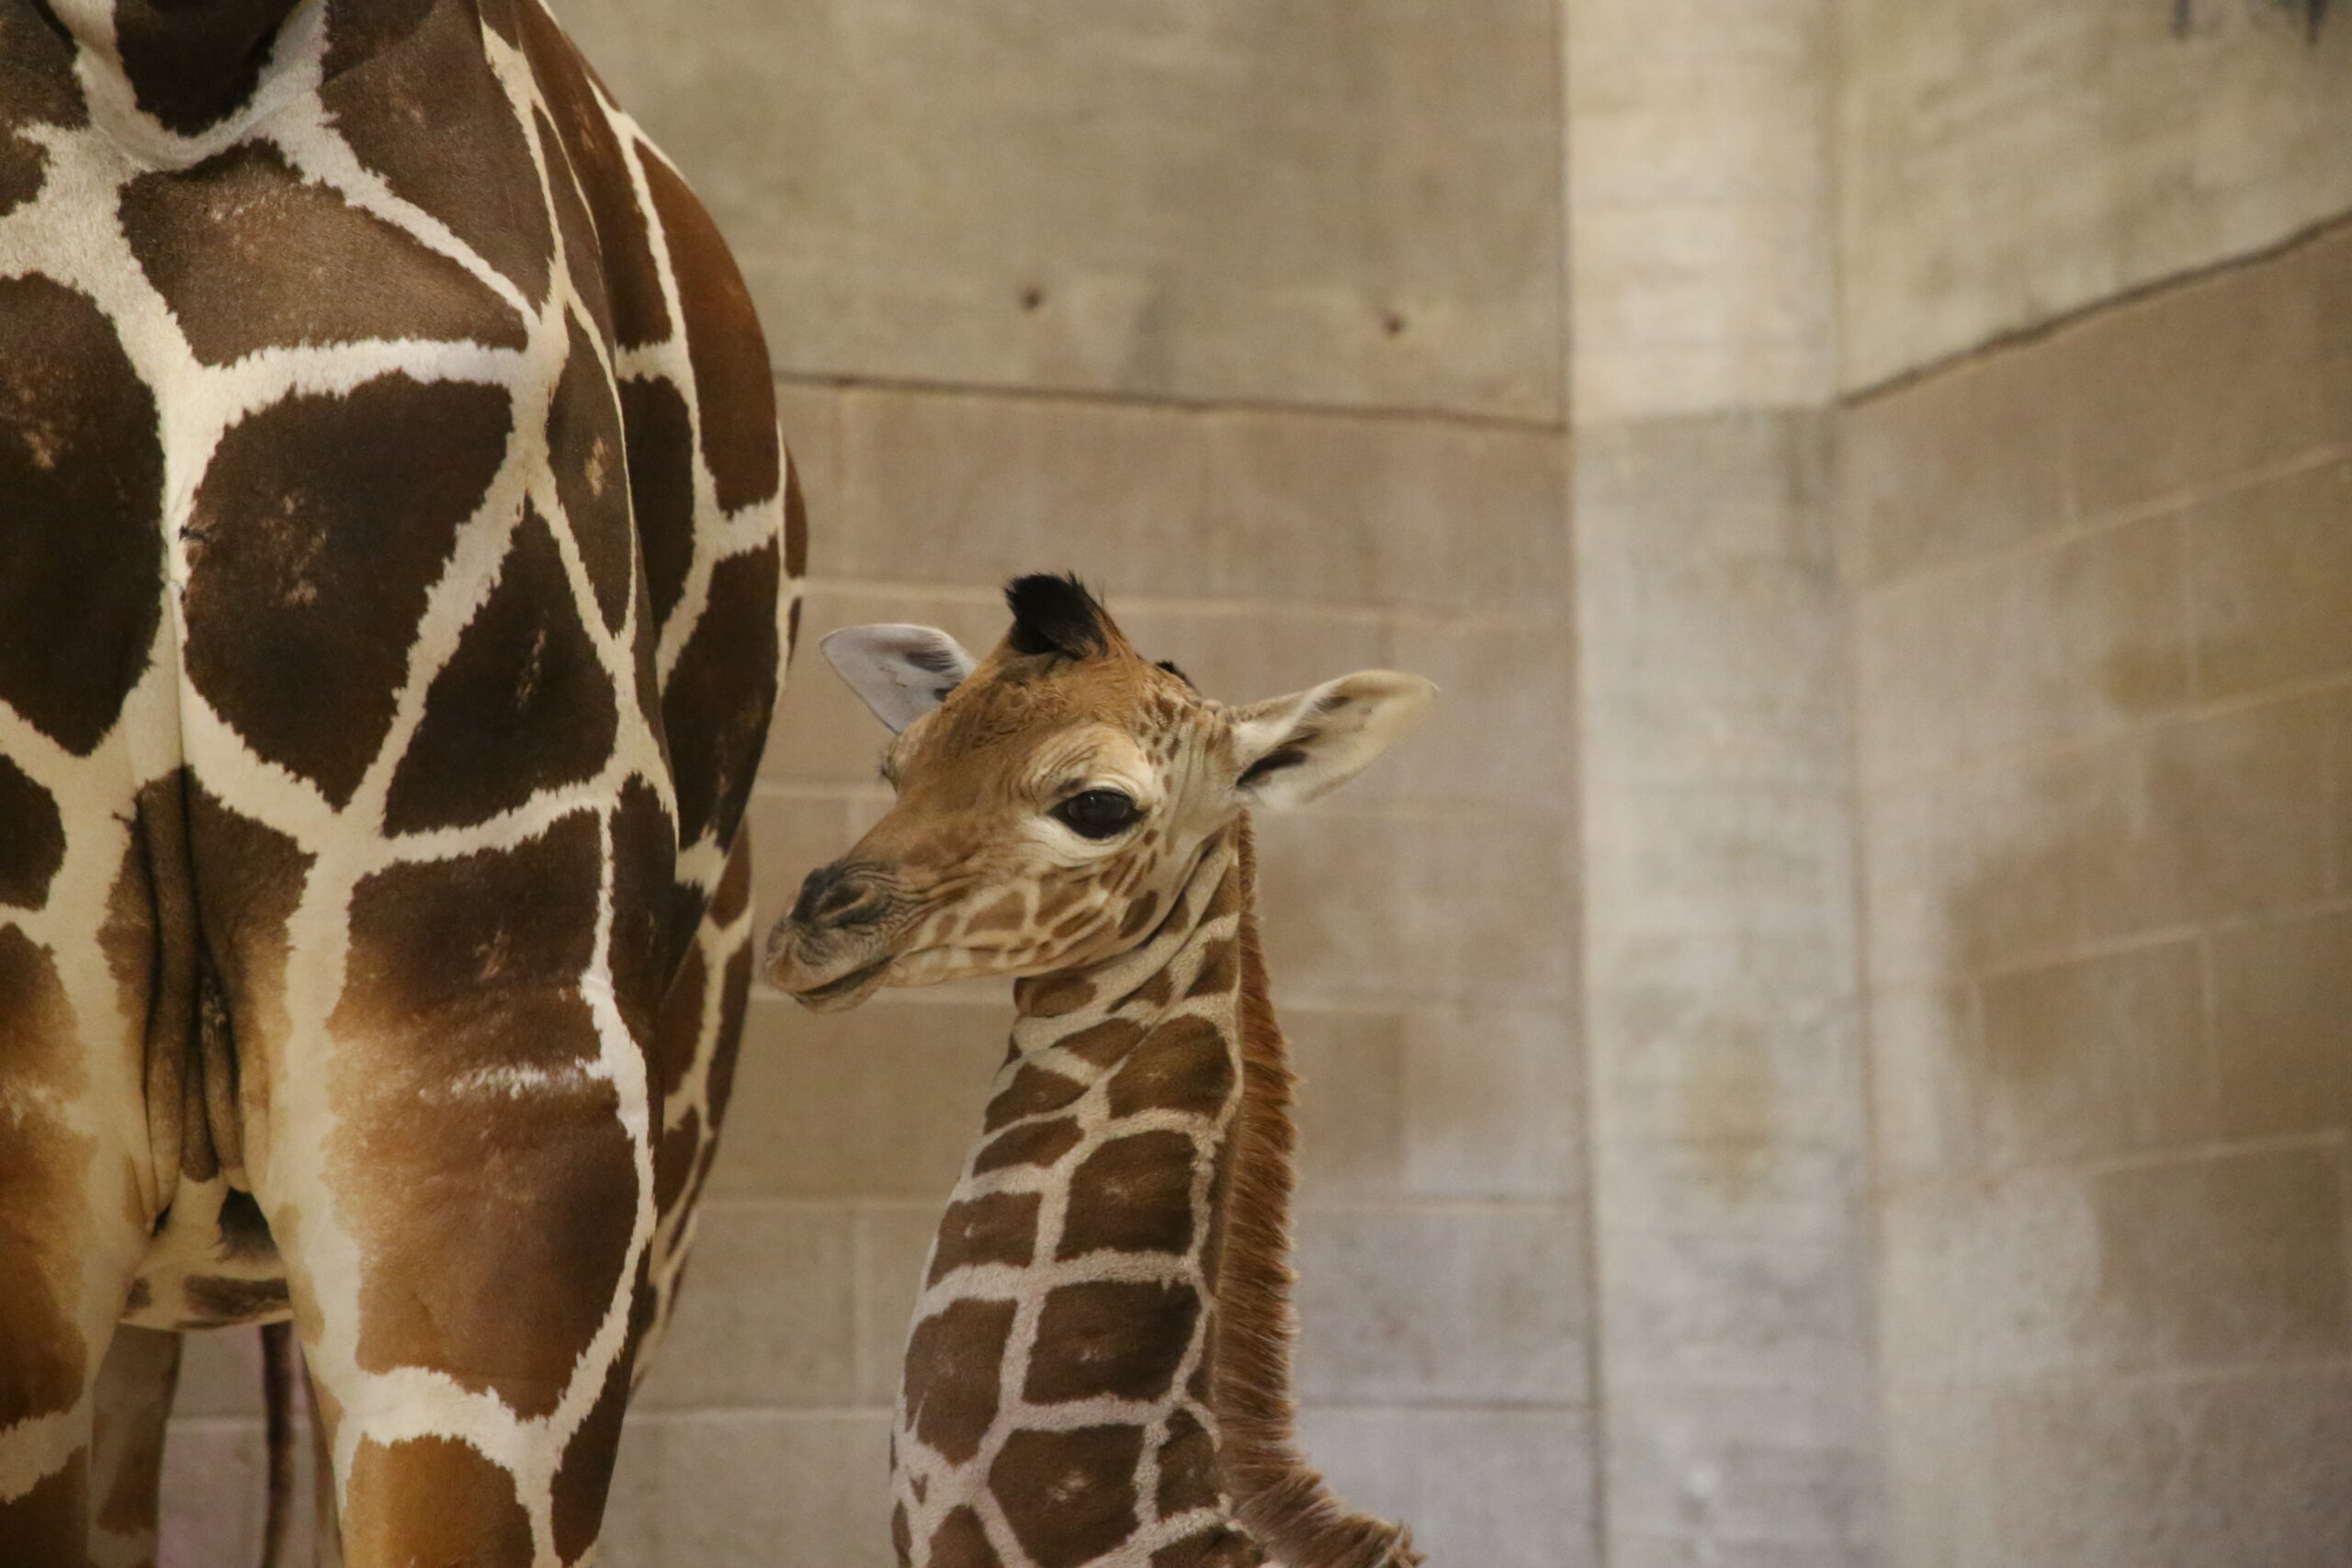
<box><xmin>767</xmin><ymin>575</ymin><xmax>1432</xmax><ymax>1568</ymax></box>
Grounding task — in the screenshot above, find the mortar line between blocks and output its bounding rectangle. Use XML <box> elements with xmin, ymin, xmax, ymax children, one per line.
<box><xmin>774</xmin><ymin>367</ymin><xmax>1567</xmax><ymax>435</ymax></box>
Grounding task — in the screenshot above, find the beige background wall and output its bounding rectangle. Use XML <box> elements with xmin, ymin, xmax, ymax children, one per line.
<box><xmin>1843</xmin><ymin>187</ymin><xmax>2352</xmax><ymax>1568</ymax></box>
<box><xmin>1834</xmin><ymin>4</ymin><xmax>2352</xmax><ymax>1563</ymax></box>
<box><xmin>1837</xmin><ymin>0</ymin><xmax>2352</xmax><ymax>389</ymax></box>
<box><xmin>1566</xmin><ymin>4</ymin><xmax>1878</xmax><ymax>1565</ymax></box>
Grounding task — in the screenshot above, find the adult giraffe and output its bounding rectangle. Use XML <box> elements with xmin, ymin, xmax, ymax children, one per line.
<box><xmin>0</xmin><ymin>1</ymin><xmax>798</xmax><ymax>1562</ymax></box>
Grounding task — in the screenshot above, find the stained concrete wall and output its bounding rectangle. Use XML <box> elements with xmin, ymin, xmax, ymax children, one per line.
<box><xmin>1566</xmin><ymin>4</ymin><xmax>1879</xmax><ymax>1566</ymax></box>
<box><xmin>1832</xmin><ymin>6</ymin><xmax>2352</xmax><ymax>1564</ymax></box>
<box><xmin>1838</xmin><ymin>0</ymin><xmax>2352</xmax><ymax>389</ymax></box>
<box><xmin>1844</xmin><ymin>217</ymin><xmax>2352</xmax><ymax>1568</ymax></box>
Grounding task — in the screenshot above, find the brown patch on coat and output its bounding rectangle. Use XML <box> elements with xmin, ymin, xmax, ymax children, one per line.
<box><xmin>0</xmin><ymin>928</ymin><xmax>91</xmax><ymax>1425</ymax></box>
<box><xmin>637</xmin><ymin>145</ymin><xmax>779</xmax><ymax>513</ymax></box>
<box><xmin>383</xmin><ymin>505</ymin><xmax>619</xmax><ymax>833</ymax></box>
<box><xmin>1059</xmin><ymin>1017</ymin><xmax>1146</xmax><ymax>1067</ymax></box>
<box><xmin>518</xmin><ymin>0</ymin><xmax>673</xmax><ymax>349</ymax></box>
<box><xmin>1023</xmin><ymin>1280</ymin><xmax>1199</xmax><ymax>1404</ymax></box>
<box><xmin>891</xmin><ymin>1501</ymin><xmax>914</xmax><ymax>1566</ymax></box>
<box><xmin>988</xmin><ymin>1426</ymin><xmax>1143</xmax><ymax>1568</ymax></box>
<box><xmin>0</xmin><ymin>274</ymin><xmax>164</xmax><ymax>756</ymax></box>
<box><xmin>112</xmin><ymin>0</ymin><xmax>295</xmax><ymax>134</ymax></box>
<box><xmin>187</xmin><ymin>782</ymin><xmax>313</xmax><ymax>1144</ymax></box>
<box><xmin>0</xmin><ymin>1450</ymin><xmax>87</xmax><ymax>1562</ymax></box>
<box><xmin>1119</xmin><ymin>967</ymin><xmax>1177</xmax><ymax>1011</ymax></box>
<box><xmin>1117</xmin><ymin>889</ymin><xmax>1163</xmax><ymax>941</ymax></box>
<box><xmin>180</xmin><ymin>1275</ymin><xmax>290</xmax><ymax>1323</ymax></box>
<box><xmin>344</xmin><ymin>1434</ymin><xmax>535</xmax><ymax>1566</ymax></box>
<box><xmin>646</xmin><ymin>942</ymin><xmax>707</xmax><ymax>1107</ymax></box>
<box><xmin>1186</xmin><ymin>939</ymin><xmax>1239</xmax><ymax>999</ymax></box>
<box><xmin>0</xmin><ymin>7</ymin><xmax>84</xmax><ymax>131</ymax></box>
<box><xmin>0</xmin><ymin>130</ymin><xmax>43</xmax><ymax>216</ymax></box>
<box><xmin>1016</xmin><ymin>973</ymin><xmax>1096</xmax><ymax>1018</ymax></box>
<box><xmin>546</xmin><ymin>314</ymin><xmax>635</xmax><ymax>629</ymax></box>
<box><xmin>119</xmin><ymin>142</ymin><xmax>527</xmax><ymax>363</ymax></box>
<box><xmin>1156</xmin><ymin>1408</ymin><xmax>1220</xmax><ymax>1518</ymax></box>
<box><xmin>926</xmin><ymin>1506</ymin><xmax>1004</xmax><ymax>1568</ymax></box>
<box><xmin>903</xmin><ymin>1298</ymin><xmax>1016</xmax><ymax>1465</ymax></box>
<box><xmin>710</xmin><ymin>829</ymin><xmax>754</xmax><ymax>925</ymax></box>
<box><xmin>0</xmin><ymin>754</ymin><xmax>63</xmax><ymax>909</ymax></box>
<box><xmin>928</xmin><ymin>1191</ymin><xmax>1042</xmax><ymax>1284</ymax></box>
<box><xmin>1107</xmin><ymin>1015</ymin><xmax>1234</xmax><ymax>1120</ymax></box>
<box><xmin>973</xmin><ymin>1116</ymin><xmax>1085</xmax><ymax>1175</ymax></box>
<box><xmin>663</xmin><ymin>540</ymin><xmax>781</xmax><ymax>849</ymax></box>
<box><xmin>329</xmin><ymin>813</ymin><xmax>635</xmax><ymax>1419</ymax></box>
<box><xmin>322</xmin><ymin>0</ymin><xmax>552</xmax><ymax>304</ymax></box>
<box><xmin>183</xmin><ymin>373</ymin><xmax>510</xmax><ymax>807</ymax></box>
<box><xmin>607</xmin><ymin>776</ymin><xmax>686</xmax><ymax>1055</ymax></box>
<box><xmin>97</xmin><ymin>834</ymin><xmax>156</xmax><ymax>1086</ymax></box>
<box><xmin>706</xmin><ymin>945</ymin><xmax>752</xmax><ymax>1130</ymax></box>
<box><xmin>648</xmin><ymin>1094</ymin><xmax>700</xmax><ymax>1214</ymax></box>
<box><xmin>1057</xmin><ymin>1132</ymin><xmax>1196</xmax><ymax>1260</ymax></box>
<box><xmin>984</xmin><ymin>1063</ymin><xmax>1087</xmax><ymax>1132</ymax></box>
<box><xmin>549</xmin><ymin>1259</ymin><xmax>647</xmax><ymax>1566</ymax></box>
<box><xmin>619</xmin><ymin>374</ymin><xmax>696</xmax><ymax>626</ymax></box>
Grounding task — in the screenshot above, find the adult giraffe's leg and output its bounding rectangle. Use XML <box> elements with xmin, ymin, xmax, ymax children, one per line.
<box><xmin>259</xmin><ymin>804</ymin><xmax>671</xmax><ymax>1568</ymax></box>
<box><xmin>85</xmin><ymin>1326</ymin><xmax>180</xmax><ymax>1568</ymax></box>
<box><xmin>0</xmin><ymin>1100</ymin><xmax>143</xmax><ymax>1568</ymax></box>
<box><xmin>0</xmin><ymin>888</ymin><xmax>164</xmax><ymax>1559</ymax></box>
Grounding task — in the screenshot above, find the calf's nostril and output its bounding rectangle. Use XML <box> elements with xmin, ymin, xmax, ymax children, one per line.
<box><xmin>791</xmin><ymin>863</ymin><xmax>886</xmax><ymax>928</ymax></box>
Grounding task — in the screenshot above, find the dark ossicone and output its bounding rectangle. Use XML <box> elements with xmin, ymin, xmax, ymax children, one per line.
<box><xmin>1004</xmin><ymin>572</ymin><xmax>1111</xmax><ymax>660</ymax></box>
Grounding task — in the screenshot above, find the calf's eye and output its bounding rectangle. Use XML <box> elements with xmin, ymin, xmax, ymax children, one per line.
<box><xmin>1052</xmin><ymin>788</ymin><xmax>1141</xmax><ymax>840</ymax></box>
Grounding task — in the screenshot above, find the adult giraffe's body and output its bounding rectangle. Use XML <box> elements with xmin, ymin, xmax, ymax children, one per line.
<box><xmin>0</xmin><ymin>2</ymin><xmax>799</xmax><ymax>1562</ymax></box>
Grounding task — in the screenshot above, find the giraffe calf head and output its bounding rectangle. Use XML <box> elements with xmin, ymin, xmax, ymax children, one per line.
<box><xmin>763</xmin><ymin>574</ymin><xmax>1433</xmax><ymax>1010</ymax></box>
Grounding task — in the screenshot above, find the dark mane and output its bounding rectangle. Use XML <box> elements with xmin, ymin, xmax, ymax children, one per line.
<box><xmin>1004</xmin><ymin>572</ymin><xmax>1111</xmax><ymax>660</ymax></box>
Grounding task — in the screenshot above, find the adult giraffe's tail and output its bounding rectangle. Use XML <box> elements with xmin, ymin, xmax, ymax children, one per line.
<box><xmin>1214</xmin><ymin>827</ymin><xmax>1424</xmax><ymax>1568</ymax></box>
<box><xmin>259</xmin><ymin>1322</ymin><xmax>296</xmax><ymax>1568</ymax></box>
<box><xmin>257</xmin><ymin>1322</ymin><xmax>342</xmax><ymax>1568</ymax></box>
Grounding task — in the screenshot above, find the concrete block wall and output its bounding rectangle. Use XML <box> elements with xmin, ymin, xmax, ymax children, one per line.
<box><xmin>1842</xmin><ymin>220</ymin><xmax>2352</xmax><ymax>1568</ymax></box>
<box><xmin>1566</xmin><ymin>4</ymin><xmax>1880</xmax><ymax>1567</ymax></box>
<box><xmin>1837</xmin><ymin>0</ymin><xmax>2352</xmax><ymax>389</ymax></box>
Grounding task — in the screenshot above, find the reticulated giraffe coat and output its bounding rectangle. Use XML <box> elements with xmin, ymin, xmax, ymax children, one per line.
<box><xmin>0</xmin><ymin>1</ymin><xmax>799</xmax><ymax>1562</ymax></box>
<box><xmin>767</xmin><ymin>577</ymin><xmax>1429</xmax><ymax>1568</ymax></box>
